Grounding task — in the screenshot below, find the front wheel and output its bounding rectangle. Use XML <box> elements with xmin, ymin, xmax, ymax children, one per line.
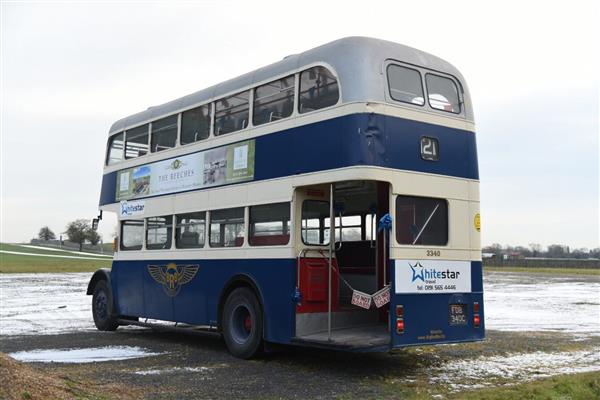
<box><xmin>92</xmin><ymin>280</ymin><xmax>119</xmax><ymax>331</ymax></box>
<box><xmin>222</xmin><ymin>288</ymin><xmax>263</xmax><ymax>359</ymax></box>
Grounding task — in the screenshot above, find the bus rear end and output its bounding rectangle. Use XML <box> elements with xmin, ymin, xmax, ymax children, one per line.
<box><xmin>389</xmin><ymin>190</ymin><xmax>484</xmax><ymax>348</ymax></box>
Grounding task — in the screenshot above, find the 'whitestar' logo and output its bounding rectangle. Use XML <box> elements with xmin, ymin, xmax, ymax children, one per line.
<box><xmin>410</xmin><ymin>262</ymin><xmax>461</xmax><ymax>282</ymax></box>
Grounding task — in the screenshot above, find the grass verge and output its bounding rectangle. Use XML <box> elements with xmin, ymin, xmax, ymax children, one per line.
<box><xmin>484</xmin><ymin>266</ymin><xmax>600</xmax><ymax>276</ymax></box>
<box><xmin>0</xmin><ymin>353</ymin><xmax>140</xmax><ymax>400</ymax></box>
<box><xmin>451</xmin><ymin>371</ymin><xmax>600</xmax><ymax>399</ymax></box>
<box><xmin>0</xmin><ymin>243</ymin><xmax>111</xmax><ymax>273</ymax></box>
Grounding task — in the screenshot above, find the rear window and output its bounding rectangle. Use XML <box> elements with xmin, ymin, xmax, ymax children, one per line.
<box><xmin>425</xmin><ymin>74</ymin><xmax>461</xmax><ymax>114</ymax></box>
<box><xmin>396</xmin><ymin>196</ymin><xmax>448</xmax><ymax>245</ymax></box>
<box><xmin>299</xmin><ymin>66</ymin><xmax>339</xmax><ymax>113</ymax></box>
<box><xmin>387</xmin><ymin>64</ymin><xmax>425</xmax><ymax>106</ymax></box>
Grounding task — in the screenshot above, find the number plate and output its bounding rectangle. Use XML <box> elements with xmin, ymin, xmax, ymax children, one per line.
<box><xmin>449</xmin><ymin>304</ymin><xmax>467</xmax><ymax>326</ymax></box>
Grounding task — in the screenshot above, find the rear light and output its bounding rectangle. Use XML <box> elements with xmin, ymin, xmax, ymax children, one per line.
<box><xmin>396</xmin><ymin>318</ymin><xmax>405</xmax><ymax>334</ymax></box>
<box><xmin>113</xmin><ymin>237</ymin><xmax>118</xmax><ymax>252</ymax></box>
<box><xmin>473</xmin><ymin>302</ymin><xmax>480</xmax><ymax>313</ymax></box>
<box><xmin>474</xmin><ymin>314</ymin><xmax>480</xmax><ymax>328</ymax></box>
<box><xmin>396</xmin><ymin>305</ymin><xmax>404</xmax><ymax>317</ymax></box>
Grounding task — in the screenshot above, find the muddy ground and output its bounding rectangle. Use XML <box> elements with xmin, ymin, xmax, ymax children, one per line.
<box><xmin>1</xmin><ymin>271</ymin><xmax>599</xmax><ymax>399</ymax></box>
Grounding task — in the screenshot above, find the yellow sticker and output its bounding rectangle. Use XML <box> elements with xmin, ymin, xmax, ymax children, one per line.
<box><xmin>474</xmin><ymin>213</ymin><xmax>481</xmax><ymax>232</ymax></box>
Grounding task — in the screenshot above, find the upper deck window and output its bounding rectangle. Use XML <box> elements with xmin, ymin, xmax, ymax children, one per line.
<box><xmin>181</xmin><ymin>104</ymin><xmax>210</xmax><ymax>145</ymax></box>
<box><xmin>106</xmin><ymin>132</ymin><xmax>124</xmax><ymax>165</ymax></box>
<box><xmin>215</xmin><ymin>91</ymin><xmax>249</xmax><ymax>136</ymax></box>
<box><xmin>125</xmin><ymin>124</ymin><xmax>149</xmax><ymax>159</ymax></box>
<box><xmin>396</xmin><ymin>195</ymin><xmax>448</xmax><ymax>246</ymax></box>
<box><xmin>299</xmin><ymin>66</ymin><xmax>339</xmax><ymax>114</ymax></box>
<box><xmin>387</xmin><ymin>64</ymin><xmax>425</xmax><ymax>106</ymax></box>
<box><xmin>151</xmin><ymin>115</ymin><xmax>178</xmax><ymax>152</ymax></box>
<box><xmin>425</xmin><ymin>74</ymin><xmax>460</xmax><ymax>114</ymax></box>
<box><xmin>253</xmin><ymin>75</ymin><xmax>295</xmax><ymax>126</ymax></box>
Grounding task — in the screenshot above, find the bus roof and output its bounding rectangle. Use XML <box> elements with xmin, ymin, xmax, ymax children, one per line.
<box><xmin>109</xmin><ymin>37</ymin><xmax>472</xmax><ymax>134</ymax></box>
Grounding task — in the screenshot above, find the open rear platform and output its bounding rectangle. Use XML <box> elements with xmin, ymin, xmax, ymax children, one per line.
<box><xmin>292</xmin><ymin>324</ymin><xmax>390</xmax><ymax>351</ymax></box>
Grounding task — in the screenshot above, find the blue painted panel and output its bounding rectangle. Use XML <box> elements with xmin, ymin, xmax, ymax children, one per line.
<box><xmin>110</xmin><ymin>258</ymin><xmax>297</xmax><ymax>344</ymax></box>
<box><xmin>111</xmin><ymin>261</ymin><xmax>144</xmax><ymax>317</ymax></box>
<box><xmin>100</xmin><ymin>113</ymin><xmax>478</xmax><ymax>206</ymax></box>
<box><xmin>390</xmin><ymin>261</ymin><xmax>485</xmax><ymax>347</ymax></box>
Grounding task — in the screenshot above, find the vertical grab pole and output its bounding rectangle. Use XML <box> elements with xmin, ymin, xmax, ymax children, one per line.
<box><xmin>383</xmin><ymin>227</ymin><xmax>387</xmax><ymax>285</ymax></box>
<box><xmin>328</xmin><ymin>183</ymin><xmax>334</xmax><ymax>341</ymax></box>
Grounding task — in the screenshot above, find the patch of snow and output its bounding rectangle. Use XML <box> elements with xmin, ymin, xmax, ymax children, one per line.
<box><xmin>430</xmin><ymin>347</ymin><xmax>600</xmax><ymax>391</ymax></box>
<box><xmin>0</xmin><ymin>250</ymin><xmax>111</xmax><ymax>260</ymax></box>
<box><xmin>19</xmin><ymin>245</ymin><xmax>113</xmax><ymax>258</ymax></box>
<box><xmin>9</xmin><ymin>346</ymin><xmax>161</xmax><ymax>363</ymax></box>
<box><xmin>484</xmin><ymin>272</ymin><xmax>600</xmax><ymax>337</ymax></box>
<box><xmin>134</xmin><ymin>366</ymin><xmax>212</xmax><ymax>375</ymax></box>
<box><xmin>0</xmin><ymin>273</ymin><xmax>98</xmax><ymax>336</ymax></box>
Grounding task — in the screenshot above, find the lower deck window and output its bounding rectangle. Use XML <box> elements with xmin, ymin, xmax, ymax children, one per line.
<box><xmin>249</xmin><ymin>202</ymin><xmax>290</xmax><ymax>246</ymax></box>
<box><xmin>396</xmin><ymin>196</ymin><xmax>448</xmax><ymax>245</ymax></box>
<box><xmin>175</xmin><ymin>212</ymin><xmax>206</xmax><ymax>248</ymax></box>
<box><xmin>146</xmin><ymin>216</ymin><xmax>173</xmax><ymax>250</ymax></box>
<box><xmin>210</xmin><ymin>208</ymin><xmax>244</xmax><ymax>247</ymax></box>
<box><xmin>120</xmin><ymin>220</ymin><xmax>144</xmax><ymax>250</ymax></box>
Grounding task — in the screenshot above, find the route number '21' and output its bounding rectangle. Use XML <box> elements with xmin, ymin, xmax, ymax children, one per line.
<box><xmin>420</xmin><ymin>137</ymin><xmax>439</xmax><ymax>161</ymax></box>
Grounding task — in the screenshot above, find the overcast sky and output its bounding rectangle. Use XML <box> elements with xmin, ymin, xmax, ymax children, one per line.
<box><xmin>1</xmin><ymin>1</ymin><xmax>598</xmax><ymax>249</ymax></box>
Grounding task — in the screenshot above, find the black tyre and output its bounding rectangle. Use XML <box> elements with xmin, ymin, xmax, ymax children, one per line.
<box><xmin>222</xmin><ymin>287</ymin><xmax>263</xmax><ymax>359</ymax></box>
<box><xmin>92</xmin><ymin>280</ymin><xmax>119</xmax><ymax>331</ymax></box>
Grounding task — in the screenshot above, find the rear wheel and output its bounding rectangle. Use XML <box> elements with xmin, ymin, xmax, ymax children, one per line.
<box><xmin>92</xmin><ymin>280</ymin><xmax>119</xmax><ymax>331</ymax></box>
<box><xmin>222</xmin><ymin>287</ymin><xmax>263</xmax><ymax>359</ymax></box>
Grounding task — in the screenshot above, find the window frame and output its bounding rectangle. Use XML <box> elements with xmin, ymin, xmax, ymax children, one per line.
<box><xmin>252</xmin><ymin>75</ymin><xmax>296</xmax><ymax>127</ymax></box>
<box><xmin>145</xmin><ymin>215</ymin><xmax>174</xmax><ymax>250</ymax></box>
<box><xmin>124</xmin><ymin>124</ymin><xmax>150</xmax><ymax>160</ymax></box>
<box><xmin>106</xmin><ymin>132</ymin><xmax>125</xmax><ymax>166</ymax></box>
<box><xmin>386</xmin><ymin>63</ymin><xmax>425</xmax><ymax>107</ymax></box>
<box><xmin>395</xmin><ymin>195</ymin><xmax>449</xmax><ymax>246</ymax></box>
<box><xmin>175</xmin><ymin>211</ymin><xmax>206</xmax><ymax>249</ymax></box>
<box><xmin>424</xmin><ymin>73</ymin><xmax>462</xmax><ymax>115</ymax></box>
<box><xmin>297</xmin><ymin>65</ymin><xmax>341</xmax><ymax>115</ymax></box>
<box><xmin>301</xmin><ymin>199</ymin><xmax>331</xmax><ymax>246</ymax></box>
<box><xmin>180</xmin><ymin>103</ymin><xmax>212</xmax><ymax>146</ymax></box>
<box><xmin>214</xmin><ymin>90</ymin><xmax>251</xmax><ymax>136</ymax></box>
<box><xmin>150</xmin><ymin>115</ymin><xmax>178</xmax><ymax>153</ymax></box>
<box><xmin>120</xmin><ymin>219</ymin><xmax>144</xmax><ymax>251</ymax></box>
<box><xmin>249</xmin><ymin>202</ymin><xmax>291</xmax><ymax>247</ymax></box>
<box><xmin>209</xmin><ymin>207</ymin><xmax>245</xmax><ymax>248</ymax></box>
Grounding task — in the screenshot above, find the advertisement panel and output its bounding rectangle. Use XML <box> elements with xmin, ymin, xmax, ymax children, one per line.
<box><xmin>115</xmin><ymin>140</ymin><xmax>255</xmax><ymax>201</ymax></box>
<box><xmin>394</xmin><ymin>260</ymin><xmax>471</xmax><ymax>294</ymax></box>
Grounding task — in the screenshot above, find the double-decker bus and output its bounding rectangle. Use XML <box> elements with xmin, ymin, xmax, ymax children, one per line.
<box><xmin>88</xmin><ymin>37</ymin><xmax>484</xmax><ymax>359</ymax></box>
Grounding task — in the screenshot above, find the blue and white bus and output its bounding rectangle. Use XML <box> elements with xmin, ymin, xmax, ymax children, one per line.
<box><xmin>88</xmin><ymin>37</ymin><xmax>484</xmax><ymax>358</ymax></box>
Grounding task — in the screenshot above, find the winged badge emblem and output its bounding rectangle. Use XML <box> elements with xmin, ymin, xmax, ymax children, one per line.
<box><xmin>147</xmin><ymin>263</ymin><xmax>199</xmax><ymax>297</ymax></box>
